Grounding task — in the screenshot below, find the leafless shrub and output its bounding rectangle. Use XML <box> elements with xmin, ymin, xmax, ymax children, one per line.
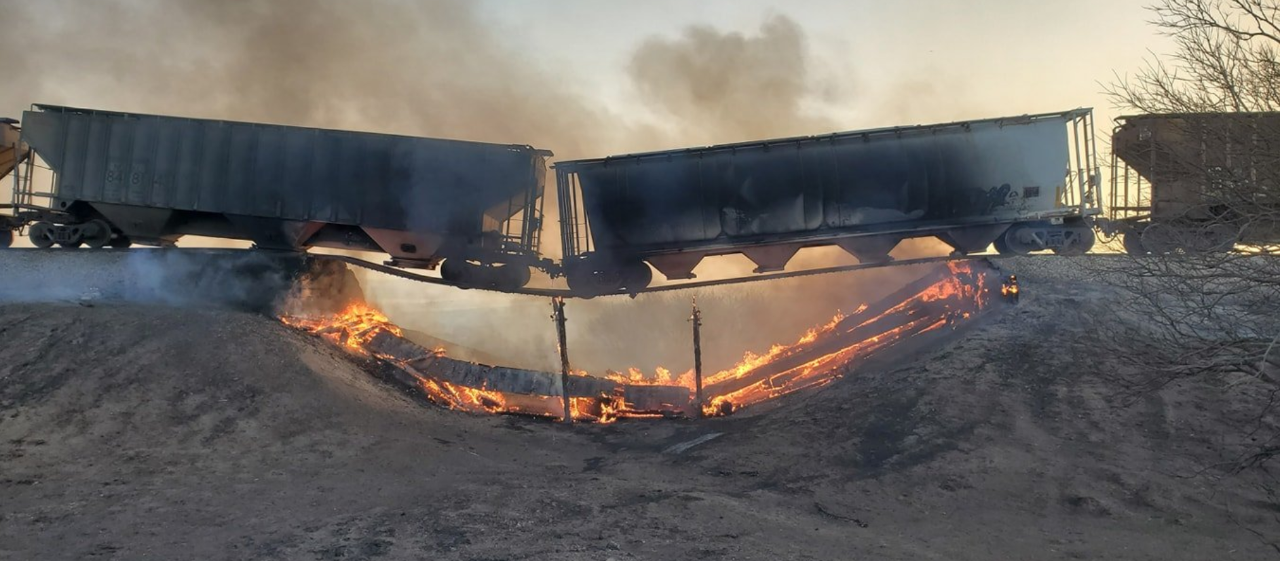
<box><xmin>1110</xmin><ymin>0</ymin><xmax>1280</xmax><ymax>114</ymax></box>
<box><xmin>1100</xmin><ymin>1</ymin><xmax>1280</xmax><ymax>543</ymax></box>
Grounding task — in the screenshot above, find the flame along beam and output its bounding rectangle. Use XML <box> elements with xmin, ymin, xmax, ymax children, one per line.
<box><xmin>363</xmin><ymin>332</ymin><xmax>680</xmax><ymax>398</ymax></box>
<box><xmin>699</xmin><ymin>263</ymin><xmax>994</xmax><ymax>413</ymax></box>
<box><xmin>700</xmin><ymin>266</ymin><xmax>966</xmax><ymax>397</ymax></box>
<box><xmin>285</xmin><ymin>261</ymin><xmax>1000</xmax><ymax>422</ymax></box>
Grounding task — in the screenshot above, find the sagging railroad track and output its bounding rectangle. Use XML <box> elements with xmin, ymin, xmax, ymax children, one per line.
<box><xmin>0</xmin><ymin>247</ymin><xmax>1141</xmax><ymax>299</ymax></box>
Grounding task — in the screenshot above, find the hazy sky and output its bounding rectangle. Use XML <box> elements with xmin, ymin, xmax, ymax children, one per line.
<box><xmin>473</xmin><ymin>0</ymin><xmax>1166</xmax><ymax>133</ymax></box>
<box><xmin>2</xmin><ymin>0</ymin><xmax>1168</xmax><ymax>145</ymax></box>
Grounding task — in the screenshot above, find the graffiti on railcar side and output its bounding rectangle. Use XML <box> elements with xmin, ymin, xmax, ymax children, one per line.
<box><xmin>975</xmin><ymin>183</ymin><xmax>1015</xmax><ymax>213</ymax></box>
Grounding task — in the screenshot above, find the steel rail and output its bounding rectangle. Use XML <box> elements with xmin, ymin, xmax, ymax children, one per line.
<box><xmin>0</xmin><ymin>247</ymin><xmax>1138</xmax><ymax>300</ymax></box>
<box><xmin>321</xmin><ymin>252</ymin><xmax>1133</xmax><ymax>299</ymax></box>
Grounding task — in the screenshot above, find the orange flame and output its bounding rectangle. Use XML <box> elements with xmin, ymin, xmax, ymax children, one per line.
<box><xmin>283</xmin><ymin>263</ymin><xmax>995</xmax><ymax>423</ymax></box>
<box><xmin>696</xmin><ymin>262</ymin><xmax>991</xmax><ymax>416</ymax></box>
<box><xmin>281</xmin><ymin>302</ymin><xmax>404</xmax><ymax>352</ymax></box>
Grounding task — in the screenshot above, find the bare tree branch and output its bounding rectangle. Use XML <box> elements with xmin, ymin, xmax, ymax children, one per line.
<box><xmin>1101</xmin><ymin>7</ymin><xmax>1280</xmax><ymax>542</ymax></box>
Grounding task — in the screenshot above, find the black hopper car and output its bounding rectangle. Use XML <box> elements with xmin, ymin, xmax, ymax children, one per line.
<box><xmin>1</xmin><ymin>104</ymin><xmax>551</xmax><ymax>291</ymax></box>
<box><xmin>555</xmin><ymin>109</ymin><xmax>1102</xmax><ymax>294</ymax></box>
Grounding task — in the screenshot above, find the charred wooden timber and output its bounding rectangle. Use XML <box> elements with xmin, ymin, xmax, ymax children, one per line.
<box><xmin>552</xmin><ymin>298</ymin><xmax>573</xmax><ymax>423</ymax></box>
<box><xmin>703</xmin><ymin>264</ymin><xmax>990</xmax><ymax>399</ymax></box>
<box><xmin>364</xmin><ymin>329</ymin><xmax>694</xmax><ymax>416</ymax></box>
<box><xmin>691</xmin><ymin>299</ymin><xmax>705</xmax><ymax>416</ymax></box>
<box><xmin>703</xmin><ymin>312</ymin><xmax>951</xmax><ymax>399</ymax></box>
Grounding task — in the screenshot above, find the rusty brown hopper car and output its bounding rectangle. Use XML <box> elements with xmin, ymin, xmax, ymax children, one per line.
<box><xmin>0</xmin><ymin>119</ymin><xmax>29</xmax><ymax>246</ymax></box>
<box><xmin>10</xmin><ymin>105</ymin><xmax>552</xmax><ymax>289</ymax></box>
<box><xmin>0</xmin><ymin>119</ymin><xmax>25</xmax><ymax>181</ymax></box>
<box><xmin>1109</xmin><ymin>112</ymin><xmax>1280</xmax><ymax>253</ymax></box>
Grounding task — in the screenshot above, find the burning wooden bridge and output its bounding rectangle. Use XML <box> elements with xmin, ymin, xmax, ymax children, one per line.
<box><xmin>282</xmin><ymin>261</ymin><xmax>1007</xmax><ymax>423</ymax></box>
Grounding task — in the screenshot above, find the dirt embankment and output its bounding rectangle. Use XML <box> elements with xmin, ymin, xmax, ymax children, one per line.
<box><xmin>0</xmin><ymin>255</ymin><xmax>1276</xmax><ymax>560</ymax></box>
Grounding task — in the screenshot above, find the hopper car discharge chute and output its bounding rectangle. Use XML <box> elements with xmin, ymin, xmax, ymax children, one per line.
<box><xmin>1</xmin><ymin>104</ymin><xmax>553</xmax><ymax>290</ymax></box>
<box><xmin>1106</xmin><ymin>112</ymin><xmax>1280</xmax><ymax>254</ymax></box>
<box><xmin>555</xmin><ymin>109</ymin><xmax>1102</xmax><ymax>296</ymax></box>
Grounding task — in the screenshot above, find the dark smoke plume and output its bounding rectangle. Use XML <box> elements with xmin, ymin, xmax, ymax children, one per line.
<box><xmin>628</xmin><ymin>14</ymin><xmax>834</xmax><ymax>145</ymax></box>
<box><xmin>1</xmin><ymin>3</ymin><xmax>834</xmax><ymax>175</ymax></box>
<box><xmin>0</xmin><ymin>0</ymin><xmax>610</xmax><ymax>156</ymax></box>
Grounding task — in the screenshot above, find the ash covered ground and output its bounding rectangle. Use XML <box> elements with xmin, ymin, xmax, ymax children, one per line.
<box><xmin>0</xmin><ymin>254</ymin><xmax>1277</xmax><ymax>560</ymax></box>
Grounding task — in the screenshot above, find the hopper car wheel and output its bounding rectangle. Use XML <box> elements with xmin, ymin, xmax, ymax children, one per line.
<box><xmin>993</xmin><ymin>233</ymin><xmax>1020</xmax><ymax>256</ymax></box>
<box><xmin>993</xmin><ymin>234</ymin><xmax>1012</xmax><ymax>256</ymax></box>
<box><xmin>620</xmin><ymin>261</ymin><xmax>653</xmax><ymax>292</ymax></box>
<box><xmin>565</xmin><ymin>268</ymin><xmax>615</xmax><ymax>296</ymax></box>
<box><xmin>1052</xmin><ymin>226</ymin><xmax>1095</xmax><ymax>256</ymax></box>
<box><xmin>440</xmin><ymin>259</ymin><xmax>531</xmax><ymax>291</ymax></box>
<box><xmin>0</xmin><ymin>229</ymin><xmax>12</xmax><ymax>249</ymax></box>
<box><xmin>1122</xmin><ymin>229</ymin><xmax>1148</xmax><ymax>256</ymax></box>
<box><xmin>1139</xmin><ymin>223</ymin><xmax>1179</xmax><ymax>254</ymax></box>
<box><xmin>1200</xmin><ymin>223</ymin><xmax>1239</xmax><ymax>253</ymax></box>
<box><xmin>29</xmin><ymin>222</ymin><xmax>55</xmax><ymax>249</ymax></box>
<box><xmin>497</xmin><ymin>265</ymin><xmax>533</xmax><ymax>291</ymax></box>
<box><xmin>479</xmin><ymin>263</ymin><xmax>532</xmax><ymax>292</ymax></box>
<box><xmin>110</xmin><ymin>236</ymin><xmax>133</xmax><ymax>249</ymax></box>
<box><xmin>82</xmin><ymin>220</ymin><xmax>113</xmax><ymax>249</ymax></box>
<box><xmin>566</xmin><ymin>259</ymin><xmax>652</xmax><ymax>296</ymax></box>
<box><xmin>998</xmin><ymin>225</ymin><xmax>1039</xmax><ymax>256</ymax></box>
<box><xmin>474</xmin><ymin>264</ymin><xmax>531</xmax><ymax>292</ymax></box>
<box><xmin>440</xmin><ymin>258</ymin><xmax>474</xmax><ymax>286</ymax></box>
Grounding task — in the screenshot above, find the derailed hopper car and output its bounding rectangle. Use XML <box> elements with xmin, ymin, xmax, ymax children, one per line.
<box><xmin>8</xmin><ymin>104</ymin><xmax>551</xmax><ymax>289</ymax></box>
<box><xmin>1107</xmin><ymin>112</ymin><xmax>1280</xmax><ymax>254</ymax></box>
<box><xmin>556</xmin><ymin>109</ymin><xmax>1102</xmax><ymax>295</ymax></box>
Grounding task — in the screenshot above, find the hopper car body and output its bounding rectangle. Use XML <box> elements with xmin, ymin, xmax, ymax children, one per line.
<box><xmin>3</xmin><ymin>104</ymin><xmax>1110</xmax><ymax>296</ymax></box>
<box><xmin>556</xmin><ymin>109</ymin><xmax>1102</xmax><ymax>295</ymax></box>
<box><xmin>4</xmin><ymin>104</ymin><xmax>552</xmax><ymax>290</ymax></box>
<box><xmin>1107</xmin><ymin>112</ymin><xmax>1280</xmax><ymax>254</ymax></box>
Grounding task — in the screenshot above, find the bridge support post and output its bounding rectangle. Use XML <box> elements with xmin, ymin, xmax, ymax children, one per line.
<box><xmin>691</xmin><ymin>298</ymin><xmax>704</xmax><ymax>418</ymax></box>
<box><xmin>551</xmin><ymin>297</ymin><xmax>573</xmax><ymax>423</ymax></box>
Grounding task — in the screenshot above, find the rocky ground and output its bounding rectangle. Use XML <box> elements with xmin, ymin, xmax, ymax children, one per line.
<box><xmin>1</xmin><ymin>253</ymin><xmax>1277</xmax><ymax>560</ymax></box>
